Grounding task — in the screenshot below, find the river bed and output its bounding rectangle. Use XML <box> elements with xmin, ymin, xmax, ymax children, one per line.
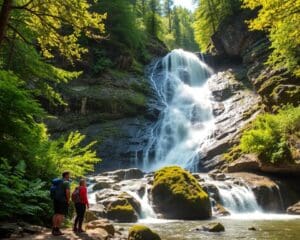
<box><xmin>118</xmin><ymin>215</ymin><xmax>300</xmax><ymax>240</ymax></box>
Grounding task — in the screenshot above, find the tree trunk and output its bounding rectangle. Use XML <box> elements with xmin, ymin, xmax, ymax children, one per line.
<box><xmin>0</xmin><ymin>0</ymin><xmax>12</xmax><ymax>46</ymax></box>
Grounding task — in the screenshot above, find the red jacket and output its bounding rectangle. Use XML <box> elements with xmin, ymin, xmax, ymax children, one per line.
<box><xmin>79</xmin><ymin>186</ymin><xmax>89</xmax><ymax>206</ymax></box>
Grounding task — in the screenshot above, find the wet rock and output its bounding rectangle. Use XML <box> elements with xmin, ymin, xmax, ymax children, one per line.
<box><xmin>248</xmin><ymin>227</ymin><xmax>257</xmax><ymax>231</ymax></box>
<box><xmin>152</xmin><ymin>166</ymin><xmax>211</xmax><ymax>220</ymax></box>
<box><xmin>192</xmin><ymin>222</ymin><xmax>225</xmax><ymax>232</ymax></box>
<box><xmin>96</xmin><ymin>189</ymin><xmax>121</xmax><ymax>202</ymax></box>
<box><xmin>86</xmin><ymin>219</ymin><xmax>115</xmax><ymax>236</ymax></box>
<box><xmin>202</xmin><ymin>183</ymin><xmax>222</xmax><ymax>203</ymax></box>
<box><xmin>128</xmin><ymin>225</ymin><xmax>161</xmax><ymax>240</ymax></box>
<box><xmin>287</xmin><ymin>202</ymin><xmax>300</xmax><ymax>215</ymax></box>
<box><xmin>227</xmin><ymin>154</ymin><xmax>260</xmax><ymax>173</ymax></box>
<box><xmin>212</xmin><ymin>102</ymin><xmax>225</xmax><ymax>116</ymax></box>
<box><xmin>93</xmin><ymin>181</ymin><xmax>112</xmax><ymax>191</ymax></box>
<box><xmin>104</xmin><ymin>168</ymin><xmax>144</xmax><ymax>181</ymax></box>
<box><xmin>209</xmin><ymin>71</ymin><xmax>243</xmax><ymax>102</ymax></box>
<box><xmin>214</xmin><ymin>203</ymin><xmax>231</xmax><ymax>217</ymax></box>
<box><xmin>209</xmin><ymin>173</ymin><xmax>227</xmax><ymax>181</ymax></box>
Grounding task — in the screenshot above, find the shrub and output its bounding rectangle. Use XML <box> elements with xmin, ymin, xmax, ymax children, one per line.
<box><xmin>239</xmin><ymin>106</ymin><xmax>300</xmax><ymax>164</ymax></box>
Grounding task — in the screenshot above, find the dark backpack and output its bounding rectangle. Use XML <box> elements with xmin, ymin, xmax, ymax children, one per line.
<box><xmin>50</xmin><ymin>178</ymin><xmax>65</xmax><ymax>201</ymax></box>
<box><xmin>72</xmin><ymin>187</ymin><xmax>81</xmax><ymax>203</ymax></box>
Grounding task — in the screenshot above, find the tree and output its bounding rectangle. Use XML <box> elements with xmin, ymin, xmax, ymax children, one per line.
<box><xmin>172</xmin><ymin>7</ymin><xmax>181</xmax><ymax>46</ymax></box>
<box><xmin>193</xmin><ymin>0</ymin><xmax>241</xmax><ymax>51</ymax></box>
<box><xmin>146</xmin><ymin>0</ymin><xmax>161</xmax><ymax>38</ymax></box>
<box><xmin>243</xmin><ymin>0</ymin><xmax>300</xmax><ymax>77</ymax></box>
<box><xmin>0</xmin><ymin>0</ymin><xmax>106</xmax><ymax>61</ymax></box>
<box><xmin>164</xmin><ymin>0</ymin><xmax>174</xmax><ymax>33</ymax></box>
<box><xmin>94</xmin><ymin>0</ymin><xmax>145</xmax><ymax>50</ymax></box>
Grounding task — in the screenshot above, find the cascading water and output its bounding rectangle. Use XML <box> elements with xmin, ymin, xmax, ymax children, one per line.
<box><xmin>202</xmin><ymin>175</ymin><xmax>261</xmax><ymax>214</ymax></box>
<box><xmin>143</xmin><ymin>49</ymin><xmax>215</xmax><ymax>171</ymax></box>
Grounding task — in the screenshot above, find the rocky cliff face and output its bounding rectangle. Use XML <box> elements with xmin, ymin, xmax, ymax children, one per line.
<box><xmin>211</xmin><ymin>10</ymin><xmax>300</xmax><ymax>110</ymax></box>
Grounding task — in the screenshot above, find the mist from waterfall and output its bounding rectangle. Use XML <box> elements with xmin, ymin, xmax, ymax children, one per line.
<box><xmin>143</xmin><ymin>49</ymin><xmax>215</xmax><ymax>171</ymax></box>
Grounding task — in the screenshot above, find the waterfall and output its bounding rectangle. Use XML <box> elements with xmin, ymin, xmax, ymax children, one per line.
<box><xmin>125</xmin><ymin>185</ymin><xmax>157</xmax><ymax>220</ymax></box>
<box><xmin>202</xmin><ymin>175</ymin><xmax>261</xmax><ymax>214</ymax></box>
<box><xmin>143</xmin><ymin>49</ymin><xmax>215</xmax><ymax>171</ymax></box>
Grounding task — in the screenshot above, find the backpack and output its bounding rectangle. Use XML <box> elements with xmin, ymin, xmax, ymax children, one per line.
<box><xmin>72</xmin><ymin>187</ymin><xmax>81</xmax><ymax>203</ymax></box>
<box><xmin>50</xmin><ymin>178</ymin><xmax>65</xmax><ymax>201</ymax></box>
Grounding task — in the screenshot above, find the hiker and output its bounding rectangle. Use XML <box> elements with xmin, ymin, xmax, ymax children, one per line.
<box><xmin>73</xmin><ymin>179</ymin><xmax>89</xmax><ymax>233</ymax></box>
<box><xmin>51</xmin><ymin>171</ymin><xmax>71</xmax><ymax>236</ymax></box>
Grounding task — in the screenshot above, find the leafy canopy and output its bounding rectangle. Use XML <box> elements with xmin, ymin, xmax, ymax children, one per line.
<box><xmin>243</xmin><ymin>0</ymin><xmax>300</xmax><ymax>76</ymax></box>
<box><xmin>5</xmin><ymin>0</ymin><xmax>106</xmax><ymax>61</ymax></box>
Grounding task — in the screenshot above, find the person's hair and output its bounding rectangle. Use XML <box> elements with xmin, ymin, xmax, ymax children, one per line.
<box><xmin>79</xmin><ymin>179</ymin><xmax>86</xmax><ymax>186</ymax></box>
<box><xmin>62</xmin><ymin>171</ymin><xmax>70</xmax><ymax>178</ymax></box>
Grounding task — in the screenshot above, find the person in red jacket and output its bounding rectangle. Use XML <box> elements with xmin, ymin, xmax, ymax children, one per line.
<box><xmin>73</xmin><ymin>179</ymin><xmax>89</xmax><ymax>233</ymax></box>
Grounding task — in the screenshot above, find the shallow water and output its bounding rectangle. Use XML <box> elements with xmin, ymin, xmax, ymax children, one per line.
<box><xmin>119</xmin><ymin>215</ymin><xmax>300</xmax><ymax>240</ymax></box>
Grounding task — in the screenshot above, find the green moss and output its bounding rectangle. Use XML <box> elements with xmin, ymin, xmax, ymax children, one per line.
<box><xmin>107</xmin><ymin>200</ymin><xmax>137</xmax><ymax>223</ymax></box>
<box><xmin>128</xmin><ymin>225</ymin><xmax>161</xmax><ymax>240</ymax></box>
<box><xmin>152</xmin><ymin>166</ymin><xmax>211</xmax><ymax>220</ymax></box>
<box><xmin>223</xmin><ymin>145</ymin><xmax>242</xmax><ymax>162</ymax></box>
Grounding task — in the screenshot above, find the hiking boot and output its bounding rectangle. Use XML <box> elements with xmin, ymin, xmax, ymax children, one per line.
<box><xmin>73</xmin><ymin>226</ymin><xmax>78</xmax><ymax>232</ymax></box>
<box><xmin>78</xmin><ymin>229</ymin><xmax>85</xmax><ymax>233</ymax></box>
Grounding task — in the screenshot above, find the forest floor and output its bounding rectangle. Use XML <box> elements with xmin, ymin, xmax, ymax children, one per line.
<box><xmin>12</xmin><ymin>228</ymin><xmax>118</xmax><ymax>240</ymax></box>
<box><xmin>19</xmin><ymin>229</ymin><xmax>95</xmax><ymax>240</ymax></box>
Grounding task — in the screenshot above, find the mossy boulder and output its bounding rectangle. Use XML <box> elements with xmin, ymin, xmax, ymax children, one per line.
<box><xmin>152</xmin><ymin>166</ymin><xmax>211</xmax><ymax>220</ymax></box>
<box><xmin>128</xmin><ymin>225</ymin><xmax>161</xmax><ymax>240</ymax></box>
<box><xmin>106</xmin><ymin>199</ymin><xmax>138</xmax><ymax>223</ymax></box>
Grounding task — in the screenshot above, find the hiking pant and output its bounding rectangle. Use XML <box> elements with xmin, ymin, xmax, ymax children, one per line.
<box><xmin>74</xmin><ymin>203</ymin><xmax>86</xmax><ymax>230</ymax></box>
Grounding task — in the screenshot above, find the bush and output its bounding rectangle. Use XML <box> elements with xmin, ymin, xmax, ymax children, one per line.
<box><xmin>240</xmin><ymin>106</ymin><xmax>300</xmax><ymax>164</ymax></box>
<box><xmin>0</xmin><ymin>160</ymin><xmax>50</xmax><ymax>223</ymax></box>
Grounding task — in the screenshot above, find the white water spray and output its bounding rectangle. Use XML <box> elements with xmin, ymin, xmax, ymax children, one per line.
<box><xmin>143</xmin><ymin>49</ymin><xmax>215</xmax><ymax>171</ymax></box>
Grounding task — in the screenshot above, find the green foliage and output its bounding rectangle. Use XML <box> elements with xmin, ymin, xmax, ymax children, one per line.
<box><xmin>0</xmin><ymin>159</ymin><xmax>50</xmax><ymax>222</ymax></box>
<box><xmin>0</xmin><ymin>70</ymin><xmax>45</xmax><ymax>168</ymax></box>
<box><xmin>2</xmin><ymin>0</ymin><xmax>106</xmax><ymax>61</ymax></box>
<box><xmin>0</xmin><ymin>70</ymin><xmax>101</xmax><ymax>222</ymax></box>
<box><xmin>240</xmin><ymin>106</ymin><xmax>300</xmax><ymax>164</ymax></box>
<box><xmin>95</xmin><ymin>0</ymin><xmax>146</xmax><ymax>51</ymax></box>
<box><xmin>194</xmin><ymin>0</ymin><xmax>241</xmax><ymax>51</ymax></box>
<box><xmin>46</xmin><ymin>131</ymin><xmax>100</xmax><ymax>178</ymax></box>
<box><xmin>128</xmin><ymin>225</ymin><xmax>161</xmax><ymax>240</ymax></box>
<box><xmin>0</xmin><ymin>39</ymin><xmax>80</xmax><ymax>105</ymax></box>
<box><xmin>243</xmin><ymin>0</ymin><xmax>300</xmax><ymax>77</ymax></box>
<box><xmin>91</xmin><ymin>49</ymin><xmax>113</xmax><ymax>75</ymax></box>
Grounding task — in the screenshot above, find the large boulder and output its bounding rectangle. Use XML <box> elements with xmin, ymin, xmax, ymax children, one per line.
<box><xmin>152</xmin><ymin>166</ymin><xmax>211</xmax><ymax>220</ymax></box>
<box><xmin>287</xmin><ymin>202</ymin><xmax>300</xmax><ymax>215</ymax></box>
<box><xmin>128</xmin><ymin>225</ymin><xmax>161</xmax><ymax>240</ymax></box>
<box><xmin>106</xmin><ymin>199</ymin><xmax>138</xmax><ymax>223</ymax></box>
